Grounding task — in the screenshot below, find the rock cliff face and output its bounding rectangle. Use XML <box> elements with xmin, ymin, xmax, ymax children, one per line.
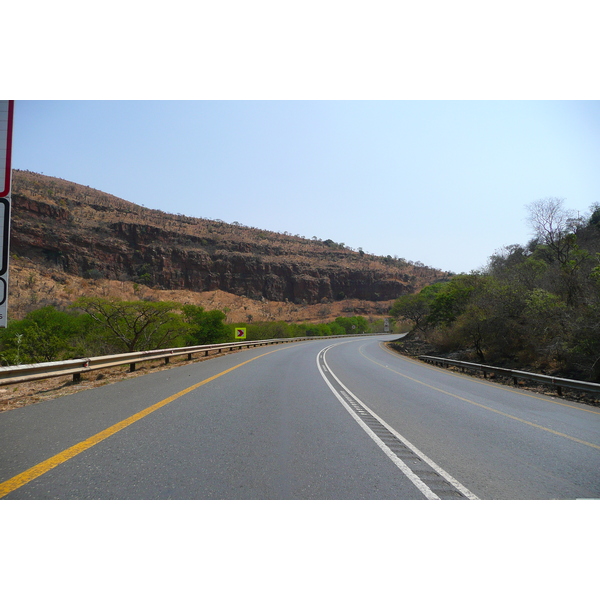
<box><xmin>10</xmin><ymin>171</ymin><xmax>448</xmax><ymax>304</ymax></box>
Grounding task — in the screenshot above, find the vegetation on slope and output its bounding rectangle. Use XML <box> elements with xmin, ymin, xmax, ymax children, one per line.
<box><xmin>0</xmin><ymin>299</ymin><xmax>393</xmax><ymax>366</ymax></box>
<box><xmin>391</xmin><ymin>198</ymin><xmax>600</xmax><ymax>382</ymax></box>
<box><xmin>10</xmin><ymin>169</ymin><xmax>429</xmax><ymax>271</ymax></box>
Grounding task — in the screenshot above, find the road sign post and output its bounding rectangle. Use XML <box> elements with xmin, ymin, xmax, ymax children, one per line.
<box><xmin>0</xmin><ymin>101</ymin><xmax>14</xmax><ymax>327</ymax></box>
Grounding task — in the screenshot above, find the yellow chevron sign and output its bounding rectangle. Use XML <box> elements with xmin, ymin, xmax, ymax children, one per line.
<box><xmin>235</xmin><ymin>328</ymin><xmax>247</xmax><ymax>340</ymax></box>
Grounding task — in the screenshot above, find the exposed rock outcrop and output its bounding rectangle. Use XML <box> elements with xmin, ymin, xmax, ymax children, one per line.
<box><xmin>9</xmin><ymin>171</ymin><xmax>448</xmax><ymax>305</ymax></box>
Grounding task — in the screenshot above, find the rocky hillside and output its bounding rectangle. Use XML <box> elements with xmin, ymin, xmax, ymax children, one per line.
<box><xmin>8</xmin><ymin>170</ymin><xmax>449</xmax><ymax>319</ymax></box>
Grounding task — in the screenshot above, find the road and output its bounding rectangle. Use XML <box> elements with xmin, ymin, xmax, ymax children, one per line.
<box><xmin>1</xmin><ymin>334</ymin><xmax>599</xmax><ymax>499</ymax></box>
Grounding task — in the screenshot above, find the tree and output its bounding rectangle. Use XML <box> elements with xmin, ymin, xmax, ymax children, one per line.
<box><xmin>589</xmin><ymin>204</ymin><xmax>600</xmax><ymax>228</ymax></box>
<box><xmin>526</xmin><ymin>198</ymin><xmax>592</xmax><ymax>306</ymax></box>
<box><xmin>0</xmin><ymin>321</ymin><xmax>65</xmax><ymax>364</ymax></box>
<box><xmin>522</xmin><ymin>289</ymin><xmax>570</xmax><ymax>360</ymax></box>
<box><xmin>452</xmin><ymin>305</ymin><xmax>488</xmax><ymax>362</ymax></box>
<box><xmin>389</xmin><ymin>294</ymin><xmax>431</xmax><ymax>332</ymax></box>
<box><xmin>182</xmin><ymin>305</ymin><xmax>229</xmax><ymax>345</ymax></box>
<box><xmin>435</xmin><ymin>277</ymin><xmax>527</xmax><ymax>364</ymax></box>
<box><xmin>426</xmin><ymin>276</ymin><xmax>480</xmax><ymax>328</ymax></box>
<box><xmin>386</xmin><ymin>199</ymin><xmax>600</xmax><ymax>381</ymax></box>
<box><xmin>71</xmin><ymin>297</ymin><xmax>187</xmax><ymax>353</ymax></box>
<box><xmin>526</xmin><ymin>197</ymin><xmax>582</xmax><ymax>266</ymax></box>
<box><xmin>333</xmin><ymin>316</ymin><xmax>370</xmax><ymax>334</ymax></box>
<box><xmin>0</xmin><ymin>306</ymin><xmax>88</xmax><ymax>364</ymax></box>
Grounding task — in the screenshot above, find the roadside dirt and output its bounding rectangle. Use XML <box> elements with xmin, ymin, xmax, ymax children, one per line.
<box><xmin>0</xmin><ymin>349</ymin><xmax>240</xmax><ymax>413</ymax></box>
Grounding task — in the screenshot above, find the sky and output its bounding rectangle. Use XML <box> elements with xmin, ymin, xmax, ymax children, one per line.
<box><xmin>10</xmin><ymin>100</ymin><xmax>600</xmax><ymax>273</ymax></box>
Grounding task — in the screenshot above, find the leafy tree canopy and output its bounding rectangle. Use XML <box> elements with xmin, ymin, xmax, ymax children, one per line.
<box><xmin>392</xmin><ymin>199</ymin><xmax>600</xmax><ymax>381</ymax></box>
<box><xmin>71</xmin><ymin>297</ymin><xmax>186</xmax><ymax>353</ymax></box>
<box><xmin>182</xmin><ymin>305</ymin><xmax>229</xmax><ymax>345</ymax></box>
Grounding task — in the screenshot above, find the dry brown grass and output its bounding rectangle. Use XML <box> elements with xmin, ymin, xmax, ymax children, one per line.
<box><xmin>11</xmin><ymin>169</ymin><xmax>449</xmax><ymax>281</ymax></box>
<box><xmin>8</xmin><ymin>258</ymin><xmax>394</xmax><ymax>323</ymax></box>
<box><xmin>9</xmin><ymin>170</ymin><xmax>429</xmax><ymax>322</ymax></box>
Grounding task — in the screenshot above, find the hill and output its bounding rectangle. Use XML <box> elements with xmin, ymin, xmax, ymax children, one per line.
<box><xmin>8</xmin><ymin>170</ymin><xmax>449</xmax><ymax>322</ymax></box>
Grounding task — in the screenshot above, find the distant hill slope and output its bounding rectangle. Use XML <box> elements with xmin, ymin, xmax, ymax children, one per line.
<box><xmin>8</xmin><ymin>170</ymin><xmax>449</xmax><ymax>318</ymax></box>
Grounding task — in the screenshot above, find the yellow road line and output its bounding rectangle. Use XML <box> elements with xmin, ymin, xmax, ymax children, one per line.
<box><xmin>355</xmin><ymin>343</ymin><xmax>600</xmax><ymax>451</ymax></box>
<box><xmin>0</xmin><ymin>347</ymin><xmax>284</xmax><ymax>499</ymax></box>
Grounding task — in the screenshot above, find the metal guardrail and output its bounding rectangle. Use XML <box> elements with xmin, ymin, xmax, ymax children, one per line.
<box><xmin>418</xmin><ymin>355</ymin><xmax>600</xmax><ymax>397</ymax></box>
<box><xmin>0</xmin><ymin>333</ymin><xmax>386</xmax><ymax>387</ymax></box>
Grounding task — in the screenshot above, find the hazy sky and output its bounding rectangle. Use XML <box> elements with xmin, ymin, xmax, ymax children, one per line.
<box><xmin>11</xmin><ymin>100</ymin><xmax>600</xmax><ymax>273</ymax></box>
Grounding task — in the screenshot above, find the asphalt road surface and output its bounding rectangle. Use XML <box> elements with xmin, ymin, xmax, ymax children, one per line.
<box><xmin>1</xmin><ymin>335</ymin><xmax>599</xmax><ymax>499</ymax></box>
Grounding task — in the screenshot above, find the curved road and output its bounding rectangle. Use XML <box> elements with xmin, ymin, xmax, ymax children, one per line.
<box><xmin>1</xmin><ymin>335</ymin><xmax>599</xmax><ymax>499</ymax></box>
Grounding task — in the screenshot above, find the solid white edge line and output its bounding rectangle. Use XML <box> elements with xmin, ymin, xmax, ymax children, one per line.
<box><xmin>317</xmin><ymin>344</ymin><xmax>440</xmax><ymax>500</ymax></box>
<box><xmin>320</xmin><ymin>343</ymin><xmax>480</xmax><ymax>501</ymax></box>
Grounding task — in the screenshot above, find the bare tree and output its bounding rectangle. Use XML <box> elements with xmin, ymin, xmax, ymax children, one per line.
<box><xmin>526</xmin><ymin>197</ymin><xmax>580</xmax><ymax>265</ymax></box>
<box><xmin>526</xmin><ymin>197</ymin><xmax>589</xmax><ymax>306</ymax></box>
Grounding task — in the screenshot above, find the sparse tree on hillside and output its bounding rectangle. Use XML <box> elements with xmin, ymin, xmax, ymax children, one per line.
<box><xmin>71</xmin><ymin>297</ymin><xmax>186</xmax><ymax>353</ymax></box>
<box><xmin>527</xmin><ymin>197</ymin><xmax>581</xmax><ymax>265</ymax></box>
<box><xmin>527</xmin><ymin>198</ymin><xmax>591</xmax><ymax>306</ymax></box>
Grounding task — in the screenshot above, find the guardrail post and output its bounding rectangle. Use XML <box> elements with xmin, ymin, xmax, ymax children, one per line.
<box><xmin>130</xmin><ymin>363</ymin><xmax>136</xmax><ymax>372</ymax></box>
<box><xmin>164</xmin><ymin>357</ymin><xmax>170</xmax><ymax>365</ymax></box>
<box><xmin>73</xmin><ymin>373</ymin><xmax>81</xmax><ymax>382</ymax></box>
<box><xmin>415</xmin><ymin>354</ymin><xmax>600</xmax><ymax>399</ymax></box>
<box><xmin>188</xmin><ymin>353</ymin><xmax>193</xmax><ymax>360</ymax></box>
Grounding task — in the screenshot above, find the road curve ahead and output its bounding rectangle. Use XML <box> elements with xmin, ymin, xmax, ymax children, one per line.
<box><xmin>1</xmin><ymin>335</ymin><xmax>599</xmax><ymax>499</ymax></box>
